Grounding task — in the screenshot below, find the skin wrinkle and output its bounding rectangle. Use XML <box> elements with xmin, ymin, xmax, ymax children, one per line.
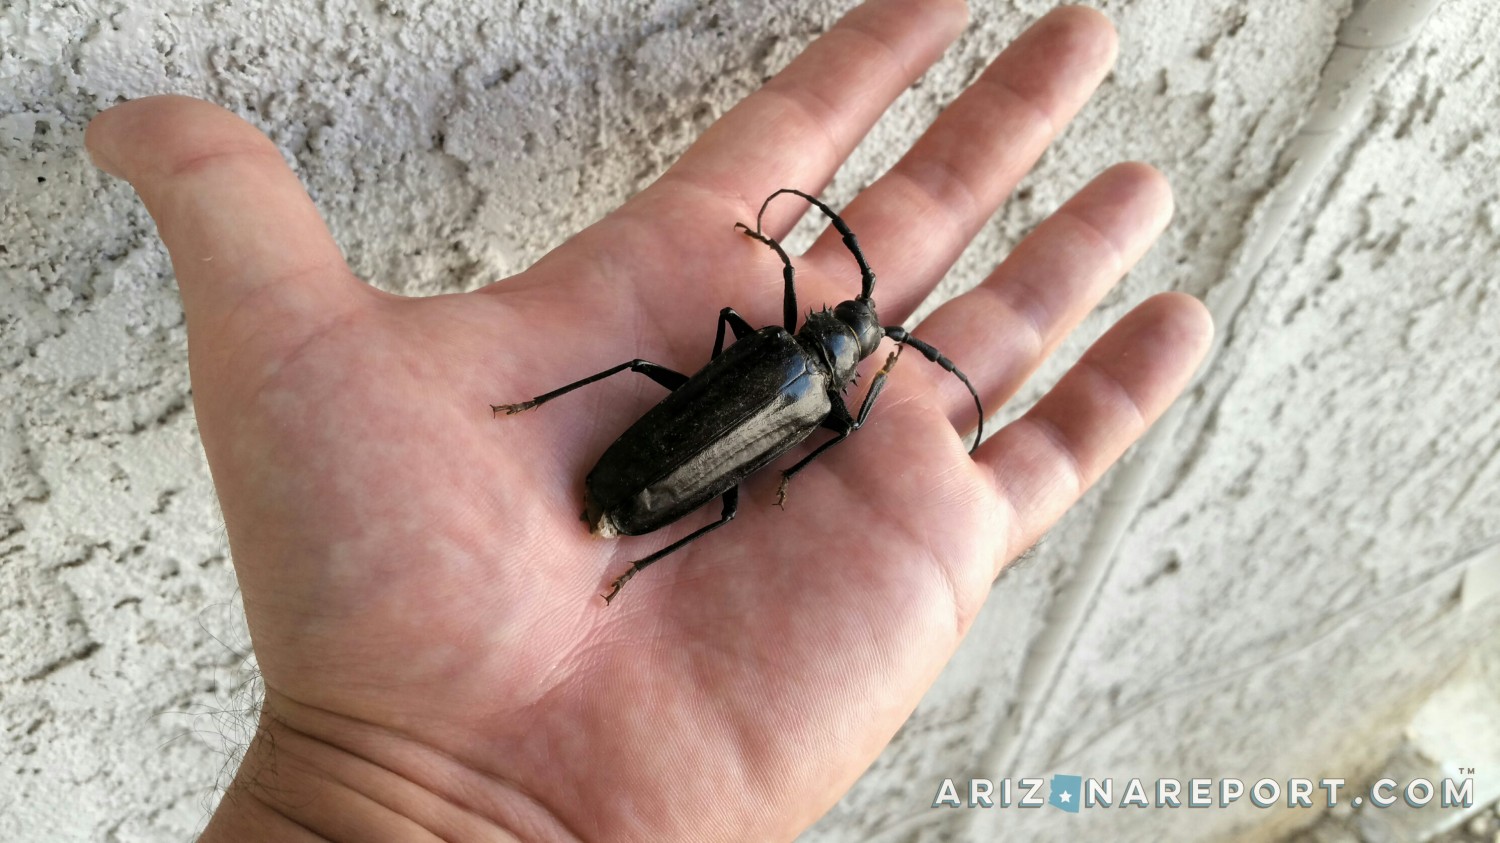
<box><xmin>873</xmin><ymin>415</ymin><xmax>988</xmax><ymax>635</ymax></box>
<box><xmin>678</xmin><ymin>634</ymin><xmax>782</xmax><ymax>835</ymax></box>
<box><xmin>154</xmin><ymin>141</ymin><xmax>290</xmax><ymax>184</ymax></box>
<box><xmin>969</xmin><ymin>279</ymin><xmax>1048</xmax><ymax>390</ymax></box>
<box><xmin>244</xmin><ymin>723</ymin><xmax>449</xmax><ymax>841</ymax></box>
<box><xmin>641</xmin><ymin>272</ymin><xmax>717</xmax><ymax>378</ymax></box>
<box><xmin>883</xmin><ymin>333</ymin><xmax>990</xmax><ymax>434</ymax></box>
<box><xmin>151</xmin><ymin>144</ymin><xmax>337</xmax><ymax>281</ymax></box>
<box><xmin>912</xmin><ymin>462</ymin><xmax>1008</xmax><ymax>621</ymax></box>
<box><xmin>829</xmin><ymin>0</ymin><xmax>961</xmax><ymax>93</ymax></box>
<box><xmin>1077</xmin><ymin>351</ymin><xmax>1152</xmax><ymax>435</ymax></box>
<box><xmin>536</xmin><ymin>189</ymin><xmax>735</xmax><ymax>317</ymax></box>
<box><xmin>242</xmin><ymin>788</ymin><xmax>329</xmax><ymax>840</ymax></box>
<box><xmin>660</xmin><ymin>1</ymin><xmax>962</xmax><ymax>236</ymax></box>
<box><xmin>665</xmin><ymin>114</ymin><xmax>824</xmax><ymax>228</ymax></box>
<box><xmin>893</xmin><ymin>151</ymin><xmax>984</xmax><ymax>238</ymax></box>
<box><xmin>1053</xmin><ymin>202</ymin><xmax>1131</xmax><ymax>281</ymax></box>
<box><xmin>263</xmin><ymin>694</ymin><xmax>584</xmax><ymax>843</ymax></box>
<box><xmin>755</xmin><ymin>1</ymin><xmax>957</xmax><ymax>155</ymax></box>
<box><xmin>855</xmin><ymin>365</ymin><xmax>948</xmax><ymax>447</ymax></box>
<box><xmin>553</xmin><ymin>212</ymin><xmax>667</xmax><ymax>307</ymax></box>
<box><xmin>990</xmin><ymin>271</ymin><xmax>1063</xmax><ymax>378</ymax></box>
<box><xmin>733</xmin><ymin>86</ymin><xmax>847</xmax><ymax>189</ymax></box>
<box><xmin>1017</xmin><ymin>412</ymin><xmax>1089</xmax><ymax>501</ymax></box>
<box><xmin>539</xmin><ymin>634</ymin><xmax>669</xmax><ymax>840</ymax></box>
<box><xmin>784</xmin><ymin>454</ymin><xmax>973</xmax><ymax>727</ymax></box>
<box><xmin>798</xmin><ymin>19</ymin><xmax>1101</xmax><ymax>302</ymax></box>
<box><xmin>990</xmin><ymin>468</ymin><xmax>1029</xmax><ymax>574</ymax></box>
<box><xmin>207</xmin><ymin>259</ymin><xmax>360</xmax><ymax>379</ymax></box>
<box><xmin>232</xmin><ymin>301</ymin><xmax>373</xmax><ymax>418</ymax></box>
<box><xmin>496</xmin><ymin>258</ymin><xmax>681</xmax><ymax>473</ymax></box>
<box><xmin>912</xmin><ymin>166</ymin><xmax>1172</xmax><ymax>428</ymax></box>
<box><xmin>610</xmin><ymin>187</ymin><xmax>795</xmax><ymax>339</ymax></box>
<box><xmin>914</xmin><ymin>491</ymin><xmax>974</xmax><ymax>640</ymax></box>
<box><xmin>241</xmin><ymin>714</ymin><xmax>429</xmax><ymax>834</ymax></box>
<box><xmin>637</xmin><ymin>176</ymin><xmax>860</xmax><ymax>334</ymax></box>
<box><xmin>968</xmin><ymin>70</ymin><xmax>1060</xmax><ymax>145</ymax></box>
<box><xmin>1000</xmin><ymin>201</ymin><xmax>1139</xmax><ymax>347</ymax></box>
<box><xmin>826</xmin><ymin>161</ymin><xmax>975</xmax><ymax>305</ymax></box>
<box><xmin>761</xmin><ymin>24</ymin><xmax>908</xmax><ymax>150</ymax></box>
<box><xmin>646</xmin><ymin>172</ymin><xmax>764</xmax><ymax>238</ymax></box>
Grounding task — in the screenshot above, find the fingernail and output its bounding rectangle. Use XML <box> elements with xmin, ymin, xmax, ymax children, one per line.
<box><xmin>83</xmin><ymin>109</ymin><xmax>126</xmax><ymax>179</ymax></box>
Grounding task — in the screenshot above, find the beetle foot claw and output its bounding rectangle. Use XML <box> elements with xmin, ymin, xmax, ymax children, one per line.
<box><xmin>492</xmin><ymin>401</ymin><xmax>537</xmax><ymax>416</ymax></box>
<box><xmin>775</xmin><ymin>475</ymin><xmax>791</xmax><ymax>510</ymax></box>
<box><xmin>602</xmin><ymin>567</ymin><xmax>637</xmax><ymax>605</ymax></box>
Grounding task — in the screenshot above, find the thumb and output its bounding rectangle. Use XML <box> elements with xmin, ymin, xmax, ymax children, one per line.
<box><xmin>85</xmin><ymin>95</ymin><xmax>366</xmax><ymax>368</ymax></box>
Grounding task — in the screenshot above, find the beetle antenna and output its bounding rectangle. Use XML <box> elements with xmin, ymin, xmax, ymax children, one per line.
<box><xmin>885</xmin><ymin>327</ymin><xmax>984</xmax><ymax>454</ymax></box>
<box><xmin>755</xmin><ymin>188</ymin><xmax>876</xmax><ymax>302</ymax></box>
<box><xmin>734</xmin><ymin>222</ymin><xmax>799</xmax><ymax>332</ymax></box>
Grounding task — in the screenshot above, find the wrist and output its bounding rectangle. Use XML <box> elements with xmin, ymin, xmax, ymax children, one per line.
<box><xmin>198</xmin><ymin>692</ymin><xmax>560</xmax><ymax>843</ymax></box>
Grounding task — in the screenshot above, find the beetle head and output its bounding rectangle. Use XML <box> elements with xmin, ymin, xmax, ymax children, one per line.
<box><xmin>834</xmin><ymin>298</ymin><xmax>882</xmax><ymax>359</ymax></box>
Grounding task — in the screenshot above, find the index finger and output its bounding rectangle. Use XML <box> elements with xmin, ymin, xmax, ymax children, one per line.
<box><xmin>656</xmin><ymin>0</ymin><xmax>968</xmax><ymax>233</ymax></box>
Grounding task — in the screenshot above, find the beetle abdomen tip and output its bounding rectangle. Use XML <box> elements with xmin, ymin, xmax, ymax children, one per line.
<box><xmin>584</xmin><ymin>492</ymin><xmax>620</xmax><ymax>538</ymax></box>
<box><xmin>592</xmin><ymin>514</ymin><xmax>621</xmax><ymax>539</ymax></box>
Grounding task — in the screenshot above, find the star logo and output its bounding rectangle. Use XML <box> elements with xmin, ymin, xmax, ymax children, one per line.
<box><xmin>1049</xmin><ymin>774</ymin><xmax>1083</xmax><ymax>814</ymax></box>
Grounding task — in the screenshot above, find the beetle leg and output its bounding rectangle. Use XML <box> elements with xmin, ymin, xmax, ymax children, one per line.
<box><xmin>712</xmin><ymin>307</ymin><xmax>756</xmax><ymax>358</ymax></box>
<box><xmin>733</xmin><ymin>222</ymin><xmax>799</xmax><ymax>332</ymax></box>
<box><xmin>492</xmin><ymin>359</ymin><xmax>688</xmax><ymax>416</ymax></box>
<box><xmin>884</xmin><ymin>327</ymin><xmax>984</xmax><ymax>453</ymax></box>
<box><xmin>602</xmin><ymin>486</ymin><xmax>740</xmax><ymax>605</ymax></box>
<box><xmin>775</xmin><ymin>347</ymin><xmax>902</xmax><ymax>507</ymax></box>
<box><xmin>775</xmin><ymin>418</ymin><xmax>849</xmax><ymax>510</ymax></box>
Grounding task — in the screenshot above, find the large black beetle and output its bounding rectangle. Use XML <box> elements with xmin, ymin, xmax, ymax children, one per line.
<box><xmin>494</xmin><ymin>189</ymin><xmax>984</xmax><ymax>602</ymax></box>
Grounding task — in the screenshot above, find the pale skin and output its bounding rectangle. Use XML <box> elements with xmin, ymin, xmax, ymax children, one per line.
<box><xmin>85</xmin><ymin>2</ymin><xmax>1211</xmax><ymax>841</ymax></box>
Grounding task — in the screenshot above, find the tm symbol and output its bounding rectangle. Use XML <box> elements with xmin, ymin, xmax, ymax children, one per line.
<box><xmin>1460</xmin><ymin>767</ymin><xmax>1475</xmax><ymax>775</ymax></box>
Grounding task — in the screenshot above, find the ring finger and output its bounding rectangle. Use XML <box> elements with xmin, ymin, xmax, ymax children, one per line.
<box><xmin>901</xmin><ymin>161</ymin><xmax>1176</xmax><ymax>435</ymax></box>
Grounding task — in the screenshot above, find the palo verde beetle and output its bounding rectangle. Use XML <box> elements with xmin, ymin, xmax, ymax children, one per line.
<box><xmin>494</xmin><ymin>189</ymin><xmax>984</xmax><ymax>603</ymax></box>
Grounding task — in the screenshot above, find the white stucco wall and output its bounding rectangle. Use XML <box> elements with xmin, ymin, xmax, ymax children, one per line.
<box><xmin>2</xmin><ymin>0</ymin><xmax>1496</xmax><ymax>840</ymax></box>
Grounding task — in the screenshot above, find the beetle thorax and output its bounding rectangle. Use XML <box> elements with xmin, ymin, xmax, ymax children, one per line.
<box><xmin>798</xmin><ymin>298</ymin><xmax>881</xmax><ymax>384</ymax></box>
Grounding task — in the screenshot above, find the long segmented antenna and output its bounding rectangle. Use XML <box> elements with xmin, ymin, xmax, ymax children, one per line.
<box><xmin>739</xmin><ymin>188</ymin><xmax>986</xmax><ymax>453</ymax></box>
<box><xmin>733</xmin><ymin>222</ymin><xmax>799</xmax><ymax>333</ymax></box>
<box><xmin>886</xmin><ymin>326</ymin><xmax>985</xmax><ymax>454</ymax></box>
<box><xmin>754</xmin><ymin>188</ymin><xmax>876</xmax><ymax>302</ymax></box>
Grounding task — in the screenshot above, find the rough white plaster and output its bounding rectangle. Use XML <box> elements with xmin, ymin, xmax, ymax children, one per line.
<box><xmin>2</xmin><ymin>1</ymin><xmax>1497</xmax><ymax>841</ymax></box>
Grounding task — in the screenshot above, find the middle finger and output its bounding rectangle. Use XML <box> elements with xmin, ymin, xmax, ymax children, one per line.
<box><xmin>802</xmin><ymin>6</ymin><xmax>1119</xmax><ymax>321</ymax></box>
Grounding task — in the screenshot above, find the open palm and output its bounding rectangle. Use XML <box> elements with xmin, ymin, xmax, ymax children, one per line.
<box><xmin>88</xmin><ymin>3</ymin><xmax>1209</xmax><ymax>841</ymax></box>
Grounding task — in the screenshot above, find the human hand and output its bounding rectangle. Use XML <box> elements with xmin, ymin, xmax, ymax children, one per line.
<box><xmin>85</xmin><ymin>2</ymin><xmax>1209</xmax><ymax>840</ymax></box>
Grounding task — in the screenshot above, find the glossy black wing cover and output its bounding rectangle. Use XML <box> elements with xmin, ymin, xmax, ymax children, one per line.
<box><xmin>586</xmin><ymin>328</ymin><xmax>831</xmax><ymax>535</ymax></box>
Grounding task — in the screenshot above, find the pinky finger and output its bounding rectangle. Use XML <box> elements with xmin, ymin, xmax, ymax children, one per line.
<box><xmin>977</xmin><ymin>292</ymin><xmax>1213</xmax><ymax>558</ymax></box>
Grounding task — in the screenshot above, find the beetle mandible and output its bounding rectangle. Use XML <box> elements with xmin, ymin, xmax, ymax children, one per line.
<box><xmin>493</xmin><ymin>189</ymin><xmax>984</xmax><ymax>603</ymax></box>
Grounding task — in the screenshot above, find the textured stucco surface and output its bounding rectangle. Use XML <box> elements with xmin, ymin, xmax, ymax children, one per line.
<box><xmin>2</xmin><ymin>0</ymin><xmax>1497</xmax><ymax>841</ymax></box>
